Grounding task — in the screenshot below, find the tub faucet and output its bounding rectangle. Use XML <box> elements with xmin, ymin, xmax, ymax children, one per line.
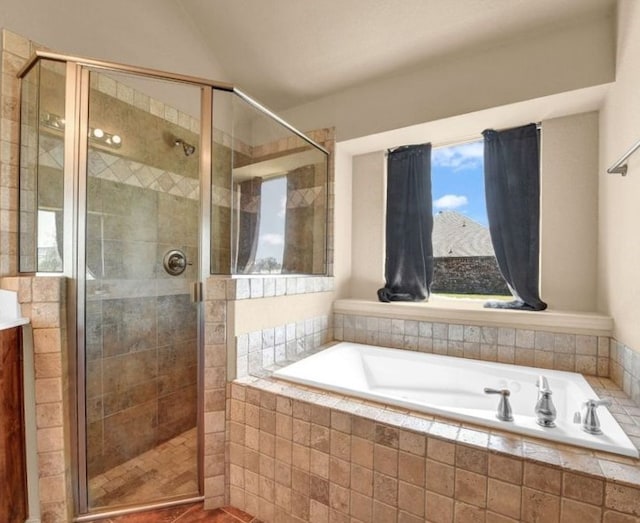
<box><xmin>535</xmin><ymin>375</ymin><xmax>556</xmax><ymax>427</ymax></box>
<box><xmin>484</xmin><ymin>387</ymin><xmax>513</xmax><ymax>422</ymax></box>
<box><xmin>582</xmin><ymin>398</ymin><xmax>612</xmax><ymax>435</ymax></box>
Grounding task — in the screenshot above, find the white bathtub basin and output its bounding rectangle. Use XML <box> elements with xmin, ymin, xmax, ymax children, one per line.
<box><xmin>273</xmin><ymin>342</ymin><xmax>638</xmax><ymax>458</ymax></box>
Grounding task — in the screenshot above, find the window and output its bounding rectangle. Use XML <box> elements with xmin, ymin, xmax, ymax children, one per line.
<box><xmin>37</xmin><ymin>209</ymin><xmax>63</xmax><ymax>271</ymax></box>
<box><xmin>430</xmin><ymin>140</ymin><xmax>509</xmax><ymax>298</ymax></box>
<box><xmin>253</xmin><ymin>176</ymin><xmax>286</xmax><ymax>273</ymax></box>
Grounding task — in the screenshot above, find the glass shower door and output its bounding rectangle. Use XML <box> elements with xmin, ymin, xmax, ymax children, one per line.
<box><xmin>82</xmin><ymin>69</ymin><xmax>203</xmax><ymax>510</ymax></box>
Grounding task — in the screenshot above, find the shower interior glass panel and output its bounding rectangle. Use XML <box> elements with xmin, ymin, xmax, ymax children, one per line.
<box><xmin>83</xmin><ymin>69</ymin><xmax>202</xmax><ymax>510</ymax></box>
<box><xmin>211</xmin><ymin>90</ymin><xmax>329</xmax><ymax>275</ymax></box>
<box><xmin>19</xmin><ymin>59</ymin><xmax>66</xmax><ymax>273</ymax></box>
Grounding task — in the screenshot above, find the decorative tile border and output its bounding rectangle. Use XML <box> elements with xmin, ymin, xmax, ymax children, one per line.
<box><xmin>227</xmin><ymin>375</ymin><xmax>640</xmax><ymax>523</ymax></box>
<box><xmin>38</xmin><ymin>136</ymin><xmax>201</xmax><ymax>201</ymax></box>
<box><xmin>334</xmin><ymin>312</ymin><xmax>611</xmax><ymax>377</ymax></box>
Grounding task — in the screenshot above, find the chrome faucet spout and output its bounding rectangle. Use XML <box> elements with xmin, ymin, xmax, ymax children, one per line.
<box><xmin>536</xmin><ymin>375</ymin><xmax>550</xmax><ymax>392</ymax></box>
<box><xmin>535</xmin><ymin>375</ymin><xmax>557</xmax><ymax>428</ymax></box>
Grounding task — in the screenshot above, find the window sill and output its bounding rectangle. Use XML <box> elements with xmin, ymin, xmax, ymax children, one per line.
<box><xmin>333</xmin><ymin>297</ymin><xmax>613</xmax><ymax>337</ymax></box>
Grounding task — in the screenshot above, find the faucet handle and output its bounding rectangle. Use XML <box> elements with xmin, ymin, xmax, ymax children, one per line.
<box><xmin>484</xmin><ymin>387</ymin><xmax>514</xmax><ymax>422</ymax></box>
<box><xmin>582</xmin><ymin>398</ymin><xmax>612</xmax><ymax>435</ymax></box>
<box><xmin>585</xmin><ymin>398</ymin><xmax>612</xmax><ymax>408</ymax></box>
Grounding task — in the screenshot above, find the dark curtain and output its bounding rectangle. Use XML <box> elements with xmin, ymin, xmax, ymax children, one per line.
<box><xmin>236</xmin><ymin>177</ymin><xmax>262</xmax><ymax>273</ymax></box>
<box><xmin>377</xmin><ymin>144</ymin><xmax>433</xmax><ymax>302</ymax></box>
<box><xmin>483</xmin><ymin>124</ymin><xmax>547</xmax><ymax>311</ymax></box>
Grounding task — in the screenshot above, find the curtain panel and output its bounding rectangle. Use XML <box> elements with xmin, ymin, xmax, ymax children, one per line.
<box><xmin>377</xmin><ymin>143</ymin><xmax>433</xmax><ymax>302</ymax></box>
<box><xmin>236</xmin><ymin>177</ymin><xmax>262</xmax><ymax>273</ymax></box>
<box><xmin>483</xmin><ymin>124</ymin><xmax>547</xmax><ymax>311</ymax></box>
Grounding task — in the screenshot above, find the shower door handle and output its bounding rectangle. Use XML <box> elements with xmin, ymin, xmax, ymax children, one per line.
<box><xmin>192</xmin><ymin>281</ymin><xmax>203</xmax><ymax>303</ymax></box>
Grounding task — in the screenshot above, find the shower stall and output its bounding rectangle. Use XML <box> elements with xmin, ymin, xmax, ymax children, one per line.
<box><xmin>18</xmin><ymin>51</ymin><xmax>328</xmax><ymax>517</ymax></box>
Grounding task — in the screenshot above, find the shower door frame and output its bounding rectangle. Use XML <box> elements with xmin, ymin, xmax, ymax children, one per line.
<box><xmin>73</xmin><ymin>62</ymin><xmax>214</xmax><ymax>517</ymax></box>
<box><xmin>19</xmin><ymin>51</ymin><xmax>228</xmax><ymax>517</ymax></box>
<box><xmin>19</xmin><ymin>50</ymin><xmax>330</xmax><ymax>519</ymax></box>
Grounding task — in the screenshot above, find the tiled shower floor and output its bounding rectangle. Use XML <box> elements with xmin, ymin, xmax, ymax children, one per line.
<box><xmin>89</xmin><ymin>428</ymin><xmax>198</xmax><ymax>508</ymax></box>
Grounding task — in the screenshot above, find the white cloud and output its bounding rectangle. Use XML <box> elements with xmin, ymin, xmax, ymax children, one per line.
<box><xmin>434</xmin><ymin>194</ymin><xmax>468</xmax><ymax>210</ymax></box>
<box><xmin>278</xmin><ymin>195</ymin><xmax>287</xmax><ymax>217</ymax></box>
<box><xmin>432</xmin><ymin>141</ymin><xmax>483</xmax><ymax>171</ymax></box>
<box><xmin>260</xmin><ymin>233</ymin><xmax>284</xmax><ymax>246</ymax></box>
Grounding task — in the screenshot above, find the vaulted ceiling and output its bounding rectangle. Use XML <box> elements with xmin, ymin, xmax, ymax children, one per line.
<box><xmin>177</xmin><ymin>0</ymin><xmax>616</xmax><ymax>111</ymax></box>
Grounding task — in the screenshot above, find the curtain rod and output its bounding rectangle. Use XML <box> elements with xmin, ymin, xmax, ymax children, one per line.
<box><xmin>607</xmin><ymin>138</ymin><xmax>640</xmax><ymax>176</ymax></box>
<box><xmin>387</xmin><ymin>122</ymin><xmax>541</xmax><ymax>153</ymax></box>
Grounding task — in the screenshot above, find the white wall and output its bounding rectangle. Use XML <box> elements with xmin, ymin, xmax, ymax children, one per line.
<box><xmin>283</xmin><ymin>13</ymin><xmax>614</xmax><ymax>142</ymax></box>
<box><xmin>540</xmin><ymin>112</ymin><xmax>599</xmax><ymax>312</ymax></box>
<box><xmin>599</xmin><ymin>0</ymin><xmax>640</xmax><ymax>349</ymax></box>
<box><xmin>0</xmin><ymin>0</ymin><xmax>227</xmax><ymax>81</ymax></box>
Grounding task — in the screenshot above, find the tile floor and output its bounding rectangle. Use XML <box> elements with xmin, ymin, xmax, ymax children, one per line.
<box><xmin>93</xmin><ymin>502</ymin><xmax>261</xmax><ymax>522</ymax></box>
<box><xmin>89</xmin><ymin>428</ymin><xmax>198</xmax><ymax>508</ymax></box>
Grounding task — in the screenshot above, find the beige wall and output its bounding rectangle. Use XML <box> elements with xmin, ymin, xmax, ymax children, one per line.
<box><xmin>540</xmin><ymin>112</ymin><xmax>599</xmax><ymax>312</ymax></box>
<box><xmin>332</xmin><ymin>145</ymin><xmax>354</xmax><ymax>298</ymax></box>
<box><xmin>349</xmin><ymin>112</ymin><xmax>601</xmax><ymax>310</ymax></box>
<box><xmin>0</xmin><ymin>0</ymin><xmax>226</xmax><ymax>82</ymax></box>
<box><xmin>599</xmin><ymin>0</ymin><xmax>640</xmax><ymax>349</ymax></box>
<box><xmin>282</xmin><ymin>13</ymin><xmax>614</xmax><ymax>142</ymax></box>
<box><xmin>350</xmin><ymin>152</ymin><xmax>385</xmax><ymax>299</ymax></box>
<box><xmin>231</xmin><ymin>292</ymin><xmax>334</xmax><ymax>336</ymax></box>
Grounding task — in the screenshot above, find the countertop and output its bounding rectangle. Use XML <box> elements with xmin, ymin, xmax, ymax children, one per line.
<box><xmin>0</xmin><ymin>289</ymin><xmax>29</xmax><ymax>331</ymax></box>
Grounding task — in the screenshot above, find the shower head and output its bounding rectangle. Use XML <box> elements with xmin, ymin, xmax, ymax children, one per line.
<box><xmin>174</xmin><ymin>138</ymin><xmax>196</xmax><ymax>157</ymax></box>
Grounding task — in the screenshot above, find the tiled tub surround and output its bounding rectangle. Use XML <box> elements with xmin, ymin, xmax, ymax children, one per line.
<box><xmin>611</xmin><ymin>340</ymin><xmax>640</xmax><ymax>405</ymax></box>
<box><xmin>228</xmin><ymin>376</ymin><xmax>640</xmax><ymax>523</ymax></box>
<box><xmin>333</xmin><ymin>312</ymin><xmax>612</xmax><ymax>378</ymax></box>
<box><xmin>235</xmin><ymin>315</ymin><xmax>332</xmax><ymax>378</ymax></box>
<box><xmin>208</xmin><ymin>272</ymin><xmax>336</xmax><ymax>508</ymax></box>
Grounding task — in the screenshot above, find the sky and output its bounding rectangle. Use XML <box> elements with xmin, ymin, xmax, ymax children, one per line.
<box><xmin>254</xmin><ymin>176</ymin><xmax>287</xmax><ymax>264</ymax></box>
<box><xmin>253</xmin><ymin>138</ymin><xmax>488</xmax><ymax>265</ymax></box>
<box><xmin>431</xmin><ymin>139</ymin><xmax>488</xmax><ymax>226</ymax></box>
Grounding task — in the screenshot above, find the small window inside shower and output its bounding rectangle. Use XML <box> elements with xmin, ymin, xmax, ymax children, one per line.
<box><xmin>253</xmin><ymin>176</ymin><xmax>287</xmax><ymax>273</ymax></box>
<box><xmin>37</xmin><ymin>209</ymin><xmax>63</xmax><ymax>271</ymax></box>
<box><xmin>19</xmin><ymin>59</ymin><xmax>67</xmax><ymax>273</ymax></box>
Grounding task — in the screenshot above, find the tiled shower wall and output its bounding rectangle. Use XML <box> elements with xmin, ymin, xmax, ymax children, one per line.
<box><xmin>0</xmin><ymin>30</ymin><xmax>30</xmax><ymax>276</ymax></box>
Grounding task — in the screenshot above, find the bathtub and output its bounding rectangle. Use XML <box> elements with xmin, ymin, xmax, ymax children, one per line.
<box><xmin>272</xmin><ymin>342</ymin><xmax>638</xmax><ymax>458</ymax></box>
